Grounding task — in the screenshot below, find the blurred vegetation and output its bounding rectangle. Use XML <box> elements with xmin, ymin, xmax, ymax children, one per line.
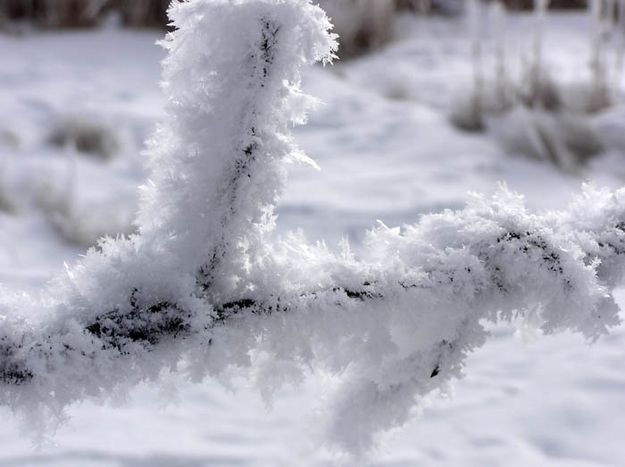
<box><xmin>503</xmin><ymin>0</ymin><xmax>587</xmax><ymax>9</ymax></box>
<box><xmin>0</xmin><ymin>0</ymin><xmax>588</xmax><ymax>31</ymax></box>
<box><xmin>0</xmin><ymin>0</ymin><xmax>170</xmax><ymax>29</ymax></box>
<box><xmin>0</xmin><ymin>0</ymin><xmax>589</xmax><ymax>60</ymax></box>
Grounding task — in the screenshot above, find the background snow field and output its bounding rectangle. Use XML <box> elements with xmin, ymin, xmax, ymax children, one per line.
<box><xmin>1</xmin><ymin>6</ymin><xmax>625</xmax><ymax>467</ymax></box>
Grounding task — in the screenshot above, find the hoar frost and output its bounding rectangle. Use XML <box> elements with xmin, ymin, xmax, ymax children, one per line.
<box><xmin>0</xmin><ymin>0</ymin><xmax>624</xmax><ymax>454</ymax></box>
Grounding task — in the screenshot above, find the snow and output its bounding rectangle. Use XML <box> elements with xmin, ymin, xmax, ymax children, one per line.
<box><xmin>1</xmin><ymin>6</ymin><xmax>625</xmax><ymax>467</ymax></box>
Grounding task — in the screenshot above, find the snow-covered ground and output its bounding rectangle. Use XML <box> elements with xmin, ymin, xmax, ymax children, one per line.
<box><xmin>1</xmin><ymin>10</ymin><xmax>625</xmax><ymax>466</ymax></box>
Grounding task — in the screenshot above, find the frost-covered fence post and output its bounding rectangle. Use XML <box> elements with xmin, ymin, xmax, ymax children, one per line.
<box><xmin>1</xmin><ymin>0</ymin><xmax>625</xmax><ymax>454</ymax></box>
